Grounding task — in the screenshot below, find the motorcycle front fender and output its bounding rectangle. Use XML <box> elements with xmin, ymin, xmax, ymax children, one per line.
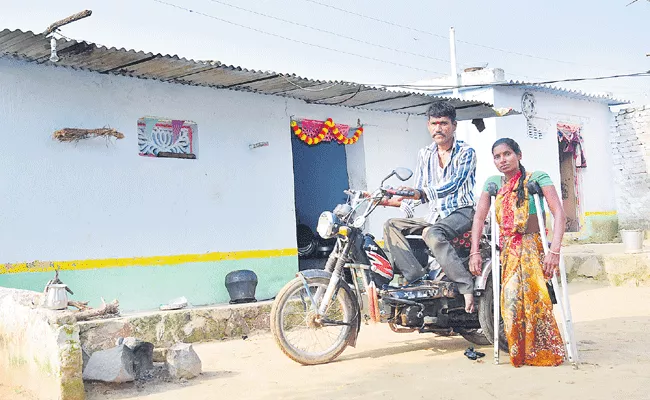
<box><xmin>473</xmin><ymin>258</ymin><xmax>493</xmax><ymax>293</ymax></box>
<box><xmin>297</xmin><ymin>269</ymin><xmax>362</xmax><ymax>347</ymax></box>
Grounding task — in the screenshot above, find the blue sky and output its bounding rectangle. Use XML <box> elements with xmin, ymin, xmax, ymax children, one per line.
<box><xmin>2</xmin><ymin>0</ymin><xmax>648</xmax><ymax>104</ymax></box>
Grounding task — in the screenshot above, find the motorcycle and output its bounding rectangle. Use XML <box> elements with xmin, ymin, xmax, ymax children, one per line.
<box><xmin>270</xmin><ymin>167</ymin><xmax>507</xmax><ymax>365</ymax></box>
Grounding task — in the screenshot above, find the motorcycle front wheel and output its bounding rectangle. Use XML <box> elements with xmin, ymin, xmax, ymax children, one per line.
<box><xmin>270</xmin><ymin>276</ymin><xmax>355</xmax><ymax>365</ymax></box>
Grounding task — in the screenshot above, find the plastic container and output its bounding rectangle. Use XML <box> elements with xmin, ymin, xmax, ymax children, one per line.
<box><xmin>620</xmin><ymin>229</ymin><xmax>643</xmax><ymax>253</ymax></box>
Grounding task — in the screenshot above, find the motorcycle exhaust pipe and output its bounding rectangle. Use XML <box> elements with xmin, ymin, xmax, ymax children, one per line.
<box><xmin>381</xmin><ymin>297</ymin><xmax>426</xmax><ymax>317</ymax></box>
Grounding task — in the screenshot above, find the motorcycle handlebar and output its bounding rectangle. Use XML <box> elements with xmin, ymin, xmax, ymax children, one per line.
<box><xmin>345</xmin><ymin>189</ymin><xmax>372</xmax><ymax>198</ymax></box>
<box><xmin>385</xmin><ymin>189</ymin><xmax>416</xmax><ymax>197</ymax></box>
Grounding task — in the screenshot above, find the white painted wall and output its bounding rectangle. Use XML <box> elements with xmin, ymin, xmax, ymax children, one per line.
<box><xmin>0</xmin><ymin>58</ymin><xmax>301</xmax><ymax>263</ymax></box>
<box><xmin>0</xmin><ymin>58</ymin><xmax>430</xmax><ymax>263</ymax></box>
<box><xmin>360</xmin><ymin>113</ymin><xmax>431</xmax><ymax>236</ymax></box>
<box><xmin>493</xmin><ymin>87</ymin><xmax>617</xmax><ymax>213</ymax></box>
<box><xmin>4</xmin><ymin>56</ymin><xmax>615</xmax><ymax>265</ymax></box>
<box><xmin>455</xmin><ymin>88</ymin><xmax>500</xmax><ymax>199</ymax></box>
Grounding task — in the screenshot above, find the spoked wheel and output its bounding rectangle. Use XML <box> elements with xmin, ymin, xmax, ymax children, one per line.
<box><xmin>270</xmin><ymin>276</ymin><xmax>356</xmax><ymax>365</ymax></box>
<box><xmin>478</xmin><ymin>277</ymin><xmax>509</xmax><ymax>352</ymax></box>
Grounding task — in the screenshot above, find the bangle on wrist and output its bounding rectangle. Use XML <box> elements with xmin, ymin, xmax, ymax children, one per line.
<box><xmin>469</xmin><ymin>251</ymin><xmax>481</xmax><ymax>257</ymax></box>
<box><xmin>549</xmin><ymin>249</ymin><xmax>560</xmax><ymax>255</ymax></box>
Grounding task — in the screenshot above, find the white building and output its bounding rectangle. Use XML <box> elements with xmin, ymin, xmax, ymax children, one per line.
<box><xmin>408</xmin><ymin>68</ymin><xmax>627</xmax><ymax>243</ymax></box>
<box><xmin>0</xmin><ymin>29</ymin><xmax>508</xmax><ymax>311</ymax></box>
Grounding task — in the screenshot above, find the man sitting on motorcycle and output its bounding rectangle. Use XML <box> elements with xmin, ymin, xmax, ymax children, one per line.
<box><xmin>382</xmin><ymin>100</ymin><xmax>478</xmax><ymax>313</ymax></box>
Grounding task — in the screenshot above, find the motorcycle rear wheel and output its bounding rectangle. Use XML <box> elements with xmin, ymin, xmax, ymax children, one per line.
<box><xmin>457</xmin><ymin>328</ymin><xmax>491</xmax><ymax>346</ymax></box>
<box><xmin>270</xmin><ymin>276</ymin><xmax>355</xmax><ymax>365</ymax></box>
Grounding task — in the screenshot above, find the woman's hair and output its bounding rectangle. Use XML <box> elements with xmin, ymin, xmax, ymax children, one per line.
<box><xmin>492</xmin><ymin>138</ymin><xmax>526</xmax><ymax>206</ymax></box>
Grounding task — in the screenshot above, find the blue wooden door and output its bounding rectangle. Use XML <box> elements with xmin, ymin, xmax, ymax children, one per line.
<box><xmin>291</xmin><ymin>135</ymin><xmax>350</xmax><ymax>234</ymax></box>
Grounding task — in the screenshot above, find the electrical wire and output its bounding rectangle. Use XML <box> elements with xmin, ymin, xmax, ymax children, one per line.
<box><xmin>275</xmin><ymin>65</ymin><xmax>647</xmax><ymax>101</ymax></box>
<box><xmin>281</xmin><ymin>76</ymin><xmax>339</xmax><ymax>91</ymax></box>
<box><xmin>299</xmin><ymin>0</ymin><xmax>631</xmax><ymax>72</ymax></box>
<box><xmin>153</xmin><ymin>0</ymin><xmax>444</xmax><ymax>74</ymax></box>
<box><xmin>204</xmin><ymin>0</ymin><xmax>452</xmax><ymax>67</ymax></box>
<box><xmin>325</xmin><ymin>85</ymin><xmax>363</xmax><ymax>105</ymax></box>
<box><xmin>202</xmin><ymin>0</ymin><xmax>550</xmax><ymax>82</ymax></box>
<box><xmin>52</xmin><ymin>29</ymin><xmax>73</xmax><ymax>41</ymax></box>
<box><xmin>160</xmin><ymin>0</ymin><xmax>559</xmax><ymax>82</ymax></box>
<box><xmin>370</xmin><ymin>70</ymin><xmax>650</xmax><ymax>91</ymax></box>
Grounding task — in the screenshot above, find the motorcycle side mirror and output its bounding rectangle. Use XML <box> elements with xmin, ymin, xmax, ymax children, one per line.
<box><xmin>394</xmin><ymin>167</ymin><xmax>413</xmax><ymax>181</ymax></box>
<box><xmin>380</xmin><ymin>171</ymin><xmax>395</xmax><ymax>188</ymax></box>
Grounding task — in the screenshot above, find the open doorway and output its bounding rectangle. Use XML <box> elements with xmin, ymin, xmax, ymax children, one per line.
<box><xmin>558</xmin><ymin>141</ymin><xmax>581</xmax><ymax>232</ymax></box>
<box><xmin>291</xmin><ymin>131</ymin><xmax>350</xmax><ymax>270</ymax></box>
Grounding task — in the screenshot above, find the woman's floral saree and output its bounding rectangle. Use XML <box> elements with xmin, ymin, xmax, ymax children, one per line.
<box><xmin>495</xmin><ymin>171</ymin><xmax>565</xmax><ymax>367</ymax></box>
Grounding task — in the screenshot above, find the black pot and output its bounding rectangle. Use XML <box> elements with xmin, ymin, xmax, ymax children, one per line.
<box><xmin>297</xmin><ymin>224</ymin><xmax>317</xmax><ymax>259</ymax></box>
<box><xmin>225</xmin><ymin>270</ymin><xmax>258</xmax><ymax>304</ymax></box>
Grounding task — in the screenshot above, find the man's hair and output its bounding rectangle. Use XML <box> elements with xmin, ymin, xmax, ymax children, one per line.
<box><xmin>426</xmin><ymin>101</ymin><xmax>456</xmax><ymax>122</ymax></box>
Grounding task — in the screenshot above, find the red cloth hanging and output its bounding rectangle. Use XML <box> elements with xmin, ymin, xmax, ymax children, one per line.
<box><xmin>557</xmin><ymin>123</ymin><xmax>587</xmax><ymax>168</ymax></box>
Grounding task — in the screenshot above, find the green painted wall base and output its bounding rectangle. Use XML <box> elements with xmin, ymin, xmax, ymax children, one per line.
<box><xmin>575</xmin><ymin>214</ymin><xmax>619</xmax><ymax>244</ymax></box>
<box><xmin>0</xmin><ymin>256</ymin><xmax>297</xmax><ymax>312</ymax></box>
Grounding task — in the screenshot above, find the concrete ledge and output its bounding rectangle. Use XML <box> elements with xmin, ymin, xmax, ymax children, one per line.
<box><xmin>79</xmin><ymin>301</ymin><xmax>272</xmax><ymax>355</ymax></box>
<box><xmin>69</xmin><ymin>245</ymin><xmax>648</xmax><ymax>364</ymax></box>
<box><xmin>0</xmin><ymin>288</ymin><xmax>84</xmax><ymax>400</ymax></box>
<box><xmin>563</xmin><ymin>243</ymin><xmax>650</xmax><ymax>286</ymax></box>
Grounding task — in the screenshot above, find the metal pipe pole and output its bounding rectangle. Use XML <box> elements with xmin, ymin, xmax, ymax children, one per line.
<box><xmin>486</xmin><ymin>182</ymin><xmax>500</xmax><ymax>364</ymax></box>
<box><xmin>490</xmin><ymin>198</ymin><xmax>500</xmax><ymax>364</ymax></box>
<box><xmin>449</xmin><ymin>27</ymin><xmax>460</xmax><ymax>97</ymax></box>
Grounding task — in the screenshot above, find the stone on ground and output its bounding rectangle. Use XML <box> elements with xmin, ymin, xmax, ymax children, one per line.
<box><xmin>82</xmin><ymin>345</ymin><xmax>135</xmax><ymax>383</ymax></box>
<box><xmin>166</xmin><ymin>343</ymin><xmax>202</xmax><ymax>379</ymax></box>
<box><xmin>122</xmin><ymin>337</ymin><xmax>154</xmax><ymax>379</ymax></box>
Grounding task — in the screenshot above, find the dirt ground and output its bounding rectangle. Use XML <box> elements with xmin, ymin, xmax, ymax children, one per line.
<box><xmin>5</xmin><ymin>282</ymin><xmax>650</xmax><ymax>400</ymax></box>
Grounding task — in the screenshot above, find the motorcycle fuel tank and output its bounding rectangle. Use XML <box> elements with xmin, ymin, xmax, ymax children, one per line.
<box><xmin>362</xmin><ymin>234</ymin><xmax>393</xmax><ymax>281</ymax></box>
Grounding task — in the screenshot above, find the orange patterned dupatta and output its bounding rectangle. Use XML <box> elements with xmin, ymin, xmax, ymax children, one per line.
<box><xmin>495</xmin><ymin>171</ymin><xmax>565</xmax><ymax>367</ymax></box>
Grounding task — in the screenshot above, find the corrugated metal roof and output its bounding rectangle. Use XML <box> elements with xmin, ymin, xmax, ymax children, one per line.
<box><xmin>0</xmin><ymin>28</ymin><xmax>511</xmax><ymax>120</ymax></box>
<box><xmin>505</xmin><ymin>81</ymin><xmax>628</xmax><ymax>106</ymax></box>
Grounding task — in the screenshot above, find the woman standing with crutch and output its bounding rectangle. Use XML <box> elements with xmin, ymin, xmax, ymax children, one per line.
<box><xmin>468</xmin><ymin>138</ymin><xmax>566</xmax><ymax>367</ymax></box>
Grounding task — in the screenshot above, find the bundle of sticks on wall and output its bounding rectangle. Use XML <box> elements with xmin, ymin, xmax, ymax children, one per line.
<box><xmin>53</xmin><ymin>128</ymin><xmax>125</xmax><ymax>142</ymax></box>
<box><xmin>68</xmin><ymin>298</ymin><xmax>120</xmax><ymax>321</ymax></box>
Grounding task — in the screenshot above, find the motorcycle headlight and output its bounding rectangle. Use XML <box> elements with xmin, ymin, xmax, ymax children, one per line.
<box><xmin>316</xmin><ymin>211</ymin><xmax>340</xmax><ymax>239</ymax></box>
<box><xmin>333</xmin><ymin>204</ymin><xmax>353</xmax><ymax>219</ymax></box>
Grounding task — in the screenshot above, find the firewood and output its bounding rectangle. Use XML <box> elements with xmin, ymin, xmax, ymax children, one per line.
<box><xmin>53</xmin><ymin>128</ymin><xmax>125</xmax><ymax>142</ymax></box>
<box><xmin>43</xmin><ymin>10</ymin><xmax>92</xmax><ymax>36</ymax></box>
<box><xmin>73</xmin><ymin>298</ymin><xmax>120</xmax><ymax>321</ymax></box>
<box><xmin>67</xmin><ymin>300</ymin><xmax>90</xmax><ymax>311</ymax></box>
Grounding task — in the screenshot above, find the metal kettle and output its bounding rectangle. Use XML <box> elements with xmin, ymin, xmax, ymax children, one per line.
<box><xmin>42</xmin><ymin>269</ymin><xmax>73</xmax><ymax>310</ymax></box>
<box><xmin>44</xmin><ymin>283</ymin><xmax>69</xmax><ymax>310</ymax></box>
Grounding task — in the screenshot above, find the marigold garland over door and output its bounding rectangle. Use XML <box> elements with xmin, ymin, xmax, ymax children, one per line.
<box><xmin>290</xmin><ymin>118</ymin><xmax>363</xmax><ymax>145</ymax></box>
